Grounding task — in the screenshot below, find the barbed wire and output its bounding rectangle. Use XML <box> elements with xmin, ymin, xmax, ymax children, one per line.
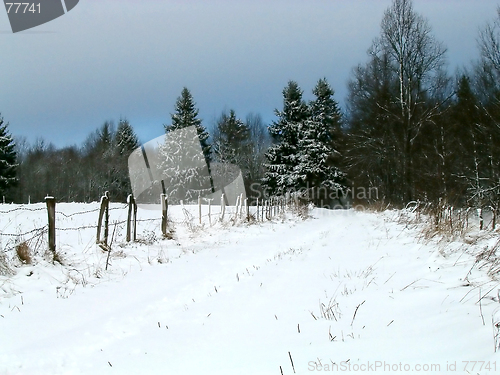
<box><xmin>0</xmin><ymin>203</ymin><xmax>261</xmax><ymax>241</ymax></box>
<box><xmin>0</xmin><ymin>218</ymin><xmax>165</xmax><ymax>238</ymax></box>
<box><xmin>0</xmin><ymin>226</ymin><xmax>48</xmax><ymax>237</ymax></box>
<box><xmin>0</xmin><ymin>204</ymin><xmax>128</xmax><ymax>217</ymax></box>
<box><xmin>56</xmin><ymin>205</ymin><xmax>128</xmax><ymax>218</ymax></box>
<box><xmin>0</xmin><ymin>206</ymin><xmax>46</xmax><ymax>214</ymax></box>
<box><xmin>55</xmin><ymin>208</ymin><xmax>100</xmax><ymax>217</ymax></box>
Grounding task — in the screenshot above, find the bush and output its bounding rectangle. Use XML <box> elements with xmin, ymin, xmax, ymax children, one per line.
<box><xmin>16</xmin><ymin>242</ymin><xmax>32</xmax><ymax>264</ymax></box>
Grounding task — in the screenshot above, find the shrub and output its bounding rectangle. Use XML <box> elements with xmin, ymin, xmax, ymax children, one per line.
<box><xmin>16</xmin><ymin>242</ymin><xmax>32</xmax><ymax>264</ymax></box>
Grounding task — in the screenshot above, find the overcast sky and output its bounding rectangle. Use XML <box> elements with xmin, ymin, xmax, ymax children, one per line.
<box><xmin>1</xmin><ymin>0</ymin><xmax>498</xmax><ymax>147</ymax></box>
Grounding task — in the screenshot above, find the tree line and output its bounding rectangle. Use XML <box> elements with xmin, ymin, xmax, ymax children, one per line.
<box><xmin>1</xmin><ymin>0</ymin><xmax>500</xmax><ymax>213</ymax></box>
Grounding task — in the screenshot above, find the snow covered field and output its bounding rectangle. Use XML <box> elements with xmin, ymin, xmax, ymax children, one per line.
<box><xmin>0</xmin><ymin>203</ymin><xmax>499</xmax><ymax>374</ymax></box>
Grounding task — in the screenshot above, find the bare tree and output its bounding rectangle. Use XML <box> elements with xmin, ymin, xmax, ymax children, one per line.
<box><xmin>478</xmin><ymin>7</ymin><xmax>500</xmax><ymax>78</ymax></box>
<box><xmin>473</xmin><ymin>7</ymin><xmax>500</xmax><ymax>216</ymax></box>
<box><xmin>348</xmin><ymin>0</ymin><xmax>449</xmax><ymax>204</ymax></box>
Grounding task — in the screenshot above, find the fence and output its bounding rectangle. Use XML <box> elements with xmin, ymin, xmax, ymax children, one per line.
<box><xmin>401</xmin><ymin>200</ymin><xmax>500</xmax><ymax>235</ymax></box>
<box><xmin>0</xmin><ymin>192</ymin><xmax>301</xmax><ymax>259</ymax></box>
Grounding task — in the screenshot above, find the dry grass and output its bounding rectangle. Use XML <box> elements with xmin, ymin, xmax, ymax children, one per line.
<box><xmin>0</xmin><ymin>251</ymin><xmax>13</xmax><ymax>276</ymax></box>
<box><xmin>16</xmin><ymin>242</ymin><xmax>32</xmax><ymax>265</ymax></box>
<box><xmin>319</xmin><ymin>296</ymin><xmax>342</xmax><ymax>321</ymax></box>
<box><xmin>475</xmin><ymin>238</ymin><xmax>500</xmax><ymax>278</ymax></box>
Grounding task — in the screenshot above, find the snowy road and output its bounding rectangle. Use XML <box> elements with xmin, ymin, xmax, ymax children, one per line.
<box><xmin>0</xmin><ymin>208</ymin><xmax>498</xmax><ymax>374</ymax></box>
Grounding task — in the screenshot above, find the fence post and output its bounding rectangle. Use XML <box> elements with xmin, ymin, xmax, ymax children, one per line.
<box><xmin>256</xmin><ymin>198</ymin><xmax>259</xmax><ymax>222</ymax></box>
<box><xmin>245</xmin><ymin>198</ymin><xmax>248</xmax><ymax>221</ymax></box>
<box><xmin>208</xmin><ymin>198</ymin><xmax>212</xmax><ymax>226</ymax></box>
<box><xmin>126</xmin><ymin>194</ymin><xmax>135</xmax><ymax>242</ymax></box>
<box><xmin>97</xmin><ymin>191</ymin><xmax>110</xmax><ymax>245</ymax></box>
<box><xmin>492</xmin><ymin>206</ymin><xmax>497</xmax><ymax>230</ymax></box>
<box><xmin>240</xmin><ymin>194</ymin><xmax>244</xmax><ymax>220</ymax></box>
<box><xmin>233</xmin><ymin>195</ymin><xmax>240</xmax><ymax>224</ymax></box>
<box><xmin>161</xmin><ymin>193</ymin><xmax>168</xmax><ymax>237</ymax></box>
<box><xmin>45</xmin><ymin>196</ymin><xmax>56</xmax><ymax>255</ymax></box>
<box><xmin>133</xmin><ymin>196</ymin><xmax>138</xmax><ymax>241</ymax></box>
<box><xmin>221</xmin><ymin>194</ymin><xmax>226</xmax><ymax>221</ymax></box>
<box><xmin>478</xmin><ymin>207</ymin><xmax>484</xmax><ymax>231</ymax></box>
<box><xmin>198</xmin><ymin>195</ymin><xmax>202</xmax><ymax>225</ymax></box>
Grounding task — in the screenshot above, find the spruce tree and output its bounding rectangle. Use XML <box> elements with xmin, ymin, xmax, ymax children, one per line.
<box><xmin>114</xmin><ymin>119</ymin><xmax>140</xmax><ymax>201</ymax></box>
<box><xmin>165</xmin><ymin>87</ymin><xmax>211</xmax><ymax>165</ymax></box>
<box><xmin>213</xmin><ymin>109</ymin><xmax>250</xmax><ymax>166</ymax></box>
<box><xmin>262</xmin><ymin>81</ymin><xmax>308</xmax><ymax>196</ymax></box>
<box><xmin>115</xmin><ymin>118</ymin><xmax>139</xmax><ymax>156</ymax></box>
<box><xmin>160</xmin><ymin>88</ymin><xmax>213</xmax><ymax>202</ymax></box>
<box><xmin>0</xmin><ymin>116</ymin><xmax>17</xmax><ymax>199</ymax></box>
<box><xmin>294</xmin><ymin>79</ymin><xmax>347</xmax><ymax>206</ymax></box>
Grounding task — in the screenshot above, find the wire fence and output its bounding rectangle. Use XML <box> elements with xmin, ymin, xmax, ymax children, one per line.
<box><xmin>0</xmin><ymin>193</ymin><xmax>293</xmax><ymax>255</ymax></box>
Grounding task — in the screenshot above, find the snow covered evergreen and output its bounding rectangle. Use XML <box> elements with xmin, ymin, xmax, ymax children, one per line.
<box><xmin>115</xmin><ymin>119</ymin><xmax>139</xmax><ymax>157</ymax></box>
<box><xmin>160</xmin><ymin>89</ymin><xmax>213</xmax><ymax>203</ymax></box>
<box><xmin>263</xmin><ymin>80</ymin><xmax>347</xmax><ymax>205</ymax></box>
<box><xmin>294</xmin><ymin>79</ymin><xmax>347</xmax><ymax>205</ymax></box>
<box><xmin>114</xmin><ymin>119</ymin><xmax>140</xmax><ymax>201</ymax></box>
<box><xmin>262</xmin><ymin>81</ymin><xmax>309</xmax><ymax>196</ymax></box>
<box><xmin>0</xmin><ymin>116</ymin><xmax>17</xmax><ymax>200</ymax></box>
<box><xmin>213</xmin><ymin>109</ymin><xmax>250</xmax><ymax>166</ymax></box>
<box><xmin>165</xmin><ymin>87</ymin><xmax>211</xmax><ymax>166</ymax></box>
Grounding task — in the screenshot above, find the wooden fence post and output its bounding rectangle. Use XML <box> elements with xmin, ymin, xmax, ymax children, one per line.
<box><xmin>234</xmin><ymin>195</ymin><xmax>240</xmax><ymax>223</ymax></box>
<box><xmin>240</xmin><ymin>194</ymin><xmax>244</xmax><ymax>220</ymax></box>
<box><xmin>161</xmin><ymin>193</ymin><xmax>168</xmax><ymax>237</ymax></box>
<box><xmin>126</xmin><ymin>194</ymin><xmax>137</xmax><ymax>242</ymax></box>
<box><xmin>256</xmin><ymin>198</ymin><xmax>259</xmax><ymax>222</ymax></box>
<box><xmin>221</xmin><ymin>194</ymin><xmax>226</xmax><ymax>221</ymax></box>
<box><xmin>198</xmin><ymin>195</ymin><xmax>202</xmax><ymax>225</ymax></box>
<box><xmin>133</xmin><ymin>196</ymin><xmax>137</xmax><ymax>241</ymax></box>
<box><xmin>207</xmin><ymin>198</ymin><xmax>213</xmax><ymax>226</ymax></box>
<box><xmin>245</xmin><ymin>198</ymin><xmax>249</xmax><ymax>221</ymax></box>
<box><xmin>45</xmin><ymin>196</ymin><xmax>56</xmax><ymax>254</ymax></box>
<box><xmin>478</xmin><ymin>207</ymin><xmax>484</xmax><ymax>231</ymax></box>
<box><xmin>96</xmin><ymin>191</ymin><xmax>110</xmax><ymax>245</ymax></box>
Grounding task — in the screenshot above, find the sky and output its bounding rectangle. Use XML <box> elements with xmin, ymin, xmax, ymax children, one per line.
<box><xmin>0</xmin><ymin>0</ymin><xmax>499</xmax><ymax>148</ymax></box>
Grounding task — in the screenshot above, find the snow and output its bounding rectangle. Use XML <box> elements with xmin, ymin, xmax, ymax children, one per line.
<box><xmin>0</xmin><ymin>204</ymin><xmax>499</xmax><ymax>374</ymax></box>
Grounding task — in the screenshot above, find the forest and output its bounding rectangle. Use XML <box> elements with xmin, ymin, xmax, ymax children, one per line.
<box><xmin>1</xmin><ymin>0</ymin><xmax>500</xmax><ymax>217</ymax></box>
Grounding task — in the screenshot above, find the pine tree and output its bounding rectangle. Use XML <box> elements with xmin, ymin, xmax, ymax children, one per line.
<box><xmin>98</xmin><ymin>121</ymin><xmax>114</xmax><ymax>158</ymax></box>
<box><xmin>165</xmin><ymin>87</ymin><xmax>211</xmax><ymax>165</ymax></box>
<box><xmin>114</xmin><ymin>118</ymin><xmax>140</xmax><ymax>201</ymax></box>
<box><xmin>0</xmin><ymin>116</ymin><xmax>17</xmax><ymax>199</ymax></box>
<box><xmin>115</xmin><ymin>118</ymin><xmax>139</xmax><ymax>157</ymax></box>
<box><xmin>294</xmin><ymin>79</ymin><xmax>347</xmax><ymax>206</ymax></box>
<box><xmin>262</xmin><ymin>81</ymin><xmax>309</xmax><ymax>196</ymax></box>
<box><xmin>213</xmin><ymin>109</ymin><xmax>250</xmax><ymax>166</ymax></box>
<box><xmin>160</xmin><ymin>88</ymin><xmax>213</xmax><ymax>202</ymax></box>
